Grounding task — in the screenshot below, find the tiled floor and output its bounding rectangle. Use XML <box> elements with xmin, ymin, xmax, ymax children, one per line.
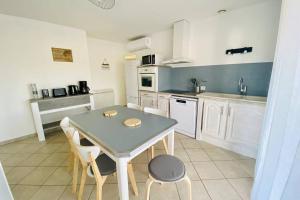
<box><xmin>0</xmin><ymin>132</ymin><xmax>255</xmax><ymax>200</ymax></box>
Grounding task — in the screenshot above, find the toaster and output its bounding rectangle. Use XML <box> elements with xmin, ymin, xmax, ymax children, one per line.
<box><xmin>52</xmin><ymin>88</ymin><xmax>67</xmax><ymax>98</ymax></box>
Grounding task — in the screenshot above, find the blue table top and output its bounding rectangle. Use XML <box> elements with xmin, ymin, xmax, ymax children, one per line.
<box><xmin>69</xmin><ymin>105</ymin><xmax>177</xmax><ymax>157</ymax></box>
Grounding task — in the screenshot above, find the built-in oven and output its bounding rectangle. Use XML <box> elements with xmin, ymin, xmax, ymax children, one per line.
<box><xmin>138</xmin><ymin>67</ymin><xmax>158</xmax><ymax>92</ymax></box>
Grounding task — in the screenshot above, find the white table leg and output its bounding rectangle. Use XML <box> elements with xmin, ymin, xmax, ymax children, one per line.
<box><xmin>30</xmin><ymin>102</ymin><xmax>45</xmax><ymax>142</ymax></box>
<box><xmin>116</xmin><ymin>157</ymin><xmax>129</xmax><ymax>200</ymax></box>
<box><xmin>168</xmin><ymin>129</ymin><xmax>175</xmax><ymax>155</ymax></box>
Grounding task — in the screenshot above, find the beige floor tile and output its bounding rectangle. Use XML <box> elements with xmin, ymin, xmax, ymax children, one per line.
<box><xmin>203</xmin><ymin>179</ymin><xmax>242</xmax><ymax>200</ymax></box>
<box><xmin>6</xmin><ymin>166</ymin><xmax>35</xmax><ymax>184</ymax></box>
<box><xmin>204</xmin><ymin>148</ymin><xmax>235</xmax><ymax>161</ymax></box>
<box><xmin>186</xmin><ymin>149</ymin><xmax>210</xmax><ymax>161</ymax></box>
<box><xmin>228</xmin><ymin>178</ymin><xmax>253</xmax><ymax>200</ymax></box>
<box><xmin>174</xmin><ymin>149</ymin><xmax>191</xmax><ymax>162</ymax></box>
<box><xmin>214</xmin><ymin>161</ymin><xmax>251</xmax><ymax>178</ymax></box>
<box><xmin>19</xmin><ymin>153</ymin><xmax>50</xmax><ymax>167</ymax></box>
<box><xmin>184</xmin><ymin>162</ymin><xmax>200</xmax><ymax>180</ymax></box>
<box><xmin>193</xmin><ymin>162</ymin><xmax>224</xmax><ymax>180</ymax></box>
<box><xmin>55</xmin><ymin>143</ymin><xmax>71</xmax><ymax>153</ymax></box>
<box><xmin>12</xmin><ymin>185</ymin><xmax>41</xmax><ymax>200</ymax></box>
<box><xmin>21</xmin><ymin>143</ymin><xmax>45</xmax><ymax>154</ymax></box>
<box><xmin>15</xmin><ymin>136</ymin><xmax>40</xmax><ymax>144</ymax></box>
<box><xmin>149</xmin><ymin>182</ymin><xmax>180</xmax><ymax>200</ymax></box>
<box><xmin>177</xmin><ymin>180</ymin><xmax>211</xmax><ymax>200</ymax></box>
<box><xmin>44</xmin><ymin>167</ymin><xmax>72</xmax><ymax>185</ymax></box>
<box><xmin>223</xmin><ymin>150</ymin><xmax>251</xmax><ymax>160</ymax></box>
<box><xmin>132</xmin><ymin>151</ymin><xmax>149</xmax><ymax>164</ymax></box>
<box><xmin>59</xmin><ymin>185</ymin><xmax>93</xmax><ymax>200</ymax></box>
<box><xmin>198</xmin><ymin>141</ymin><xmax>218</xmax><ymax>149</ymax></box>
<box><xmin>3</xmin><ymin>165</ymin><xmax>14</xmax><ymax>174</ymax></box>
<box><xmin>0</xmin><ymin>143</ymin><xmax>28</xmax><ymax>153</ymax></box>
<box><xmin>20</xmin><ymin>166</ymin><xmax>57</xmax><ymax>185</ymax></box>
<box><xmin>30</xmin><ymin>185</ymin><xmax>66</xmax><ymax>200</ymax></box>
<box><xmin>2</xmin><ymin>153</ymin><xmax>31</xmax><ymax>166</ymax></box>
<box><xmin>40</xmin><ymin>153</ymin><xmax>68</xmax><ymax>166</ymax></box>
<box><xmin>130</xmin><ymin>163</ymin><xmax>148</xmax><ymax>183</ymax></box>
<box><xmin>175</xmin><ymin>133</ymin><xmax>191</xmax><ymax>140</ymax></box>
<box><xmin>181</xmin><ymin>138</ymin><xmax>203</xmax><ymax>149</ymax></box>
<box><xmin>238</xmin><ymin>159</ymin><xmax>256</xmax><ymax>177</ymax></box>
<box><xmin>39</xmin><ymin>144</ymin><xmax>64</xmax><ymax>154</ymax></box>
<box><xmin>0</xmin><ymin>153</ymin><xmax>12</xmax><ymax>161</ymax></box>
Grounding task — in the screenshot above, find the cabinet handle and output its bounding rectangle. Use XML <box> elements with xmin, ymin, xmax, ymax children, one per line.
<box><xmin>221</xmin><ymin>107</ymin><xmax>224</xmax><ymax>115</ymax></box>
<box><xmin>228</xmin><ymin>107</ymin><xmax>231</xmax><ymax>117</ymax></box>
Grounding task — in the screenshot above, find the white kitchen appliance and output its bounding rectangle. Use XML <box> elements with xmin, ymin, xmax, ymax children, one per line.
<box><xmin>170</xmin><ymin>96</ymin><xmax>198</xmax><ymax>138</ymax></box>
<box><xmin>138</xmin><ymin>67</ymin><xmax>158</xmax><ymax>92</ymax></box>
<box><xmin>125</xmin><ymin>60</ymin><xmax>140</xmax><ymax>104</ymax></box>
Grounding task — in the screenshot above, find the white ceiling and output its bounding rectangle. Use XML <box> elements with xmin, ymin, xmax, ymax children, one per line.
<box><xmin>0</xmin><ymin>0</ymin><xmax>270</xmax><ymax>42</ymax></box>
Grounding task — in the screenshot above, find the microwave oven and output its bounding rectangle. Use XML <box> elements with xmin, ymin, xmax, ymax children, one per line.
<box><xmin>141</xmin><ymin>54</ymin><xmax>160</xmax><ymax>66</ymax></box>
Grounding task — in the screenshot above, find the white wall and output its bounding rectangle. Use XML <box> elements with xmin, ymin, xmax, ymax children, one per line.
<box><xmin>141</xmin><ymin>0</ymin><xmax>281</xmax><ymax>66</ymax></box>
<box><xmin>0</xmin><ymin>14</ymin><xmax>92</xmax><ymax>142</ymax></box>
<box><xmin>87</xmin><ymin>37</ymin><xmax>126</xmax><ymax>105</ymax></box>
<box><xmin>190</xmin><ymin>0</ymin><xmax>281</xmax><ymax>66</ymax></box>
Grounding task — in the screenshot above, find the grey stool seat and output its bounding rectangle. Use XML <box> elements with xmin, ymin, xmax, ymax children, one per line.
<box><xmin>148</xmin><ymin>155</ymin><xmax>185</xmax><ymax>182</ymax></box>
<box><xmin>90</xmin><ymin>154</ymin><xmax>116</xmax><ymax>176</ymax></box>
<box><xmin>80</xmin><ymin>138</ymin><xmax>93</xmax><ymax>146</ymax></box>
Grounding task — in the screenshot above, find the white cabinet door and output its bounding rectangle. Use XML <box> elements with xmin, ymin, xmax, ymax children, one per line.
<box><xmin>158</xmin><ymin>94</ymin><xmax>171</xmax><ymax>117</ymax></box>
<box><xmin>140</xmin><ymin>92</ymin><xmax>157</xmax><ymax>108</ymax></box>
<box><xmin>226</xmin><ymin>102</ymin><xmax>265</xmax><ymax>146</ymax></box>
<box><xmin>202</xmin><ymin>99</ymin><xmax>228</xmax><ymax>139</ymax></box>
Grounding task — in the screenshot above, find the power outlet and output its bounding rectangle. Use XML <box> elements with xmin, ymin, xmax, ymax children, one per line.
<box><xmin>200</xmin><ymin>86</ymin><xmax>206</xmax><ymax>91</ymax></box>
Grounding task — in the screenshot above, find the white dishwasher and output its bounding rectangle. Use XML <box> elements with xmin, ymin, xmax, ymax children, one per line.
<box><xmin>170</xmin><ymin>96</ymin><xmax>198</xmax><ymax>138</ymax></box>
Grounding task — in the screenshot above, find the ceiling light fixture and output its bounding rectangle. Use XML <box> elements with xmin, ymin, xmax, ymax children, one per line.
<box><xmin>88</xmin><ymin>0</ymin><xmax>115</xmax><ymax>10</ymax></box>
<box><xmin>217</xmin><ymin>9</ymin><xmax>227</xmax><ymax>14</ymax></box>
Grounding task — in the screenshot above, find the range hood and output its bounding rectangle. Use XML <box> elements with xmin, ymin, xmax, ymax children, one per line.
<box><xmin>162</xmin><ymin>20</ymin><xmax>193</xmax><ymax>64</ymax></box>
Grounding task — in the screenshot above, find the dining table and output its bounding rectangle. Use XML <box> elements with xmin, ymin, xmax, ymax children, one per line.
<box><xmin>69</xmin><ymin>105</ymin><xmax>178</xmax><ymax>200</ymax></box>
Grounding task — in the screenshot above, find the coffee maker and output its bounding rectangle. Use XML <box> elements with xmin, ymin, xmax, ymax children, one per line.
<box><xmin>79</xmin><ymin>81</ymin><xmax>90</xmax><ymax>94</ymax></box>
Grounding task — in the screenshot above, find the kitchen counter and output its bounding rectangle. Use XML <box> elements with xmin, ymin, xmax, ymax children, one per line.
<box><xmin>197</xmin><ymin>92</ymin><xmax>267</xmax><ymax>103</ymax></box>
<box><xmin>158</xmin><ymin>90</ymin><xmax>267</xmax><ymax>103</ymax></box>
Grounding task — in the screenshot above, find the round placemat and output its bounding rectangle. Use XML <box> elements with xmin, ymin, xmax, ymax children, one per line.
<box><xmin>124</xmin><ymin>118</ymin><xmax>141</xmax><ymax>127</ymax></box>
<box><xmin>103</xmin><ymin>110</ymin><xmax>118</xmax><ymax>117</ymax></box>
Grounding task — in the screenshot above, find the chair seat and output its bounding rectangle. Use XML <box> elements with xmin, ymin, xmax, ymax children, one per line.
<box><xmin>148</xmin><ymin>155</ymin><xmax>185</xmax><ymax>182</ymax></box>
<box><xmin>80</xmin><ymin>138</ymin><xmax>93</xmax><ymax>146</ymax></box>
<box><xmin>90</xmin><ymin>154</ymin><xmax>116</xmax><ymax>176</ymax></box>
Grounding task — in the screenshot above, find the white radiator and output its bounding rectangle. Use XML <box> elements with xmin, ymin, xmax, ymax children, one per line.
<box><xmin>92</xmin><ymin>89</ymin><xmax>115</xmax><ymax>109</ymax></box>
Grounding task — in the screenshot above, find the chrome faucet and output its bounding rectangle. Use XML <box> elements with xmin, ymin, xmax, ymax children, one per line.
<box><xmin>239</xmin><ymin>77</ymin><xmax>247</xmax><ymax>95</ymax></box>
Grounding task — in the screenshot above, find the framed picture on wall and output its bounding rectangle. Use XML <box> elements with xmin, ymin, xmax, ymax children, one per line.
<box><xmin>51</xmin><ymin>47</ymin><xmax>73</xmax><ymax>62</ymax></box>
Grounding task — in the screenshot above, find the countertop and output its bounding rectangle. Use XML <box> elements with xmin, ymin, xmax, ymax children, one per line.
<box><xmin>158</xmin><ymin>91</ymin><xmax>267</xmax><ymax>103</ymax></box>
<box><xmin>29</xmin><ymin>94</ymin><xmax>91</xmax><ymax>103</ymax></box>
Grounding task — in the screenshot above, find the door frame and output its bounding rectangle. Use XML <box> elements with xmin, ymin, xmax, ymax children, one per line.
<box><xmin>251</xmin><ymin>0</ymin><xmax>300</xmax><ymax>199</ymax></box>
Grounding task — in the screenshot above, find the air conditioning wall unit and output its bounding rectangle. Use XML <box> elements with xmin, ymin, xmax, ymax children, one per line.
<box><xmin>127</xmin><ymin>37</ymin><xmax>151</xmax><ymax>52</ymax></box>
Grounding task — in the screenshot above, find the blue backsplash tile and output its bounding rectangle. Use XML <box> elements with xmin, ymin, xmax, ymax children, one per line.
<box><xmin>168</xmin><ymin>62</ymin><xmax>273</xmax><ymax>97</ymax></box>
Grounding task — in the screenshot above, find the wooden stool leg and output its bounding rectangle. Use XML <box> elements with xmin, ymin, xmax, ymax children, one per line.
<box><xmin>145</xmin><ymin>178</ymin><xmax>154</xmax><ymax>200</ymax></box>
<box><xmin>68</xmin><ymin>151</ymin><xmax>74</xmax><ymax>172</ymax></box>
<box><xmin>78</xmin><ymin>166</ymin><xmax>87</xmax><ymax>200</ymax></box>
<box><xmin>127</xmin><ymin>163</ymin><xmax>138</xmax><ymax>196</ymax></box>
<box><xmin>96</xmin><ymin>184</ymin><xmax>103</xmax><ymax>200</ymax></box>
<box><xmin>162</xmin><ymin>138</ymin><xmax>168</xmax><ymax>154</ymax></box>
<box><xmin>151</xmin><ymin>146</ymin><xmax>155</xmax><ymax>159</ymax></box>
<box><xmin>184</xmin><ymin>175</ymin><xmax>192</xmax><ymax>200</ymax></box>
<box><xmin>72</xmin><ymin>156</ymin><xmax>79</xmax><ymax>193</ymax></box>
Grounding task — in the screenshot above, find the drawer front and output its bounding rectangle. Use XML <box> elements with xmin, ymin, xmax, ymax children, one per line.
<box><xmin>38</xmin><ymin>95</ymin><xmax>90</xmax><ymax>111</ymax></box>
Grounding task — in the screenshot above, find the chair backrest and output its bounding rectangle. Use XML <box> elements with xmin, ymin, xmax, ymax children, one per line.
<box><xmin>127</xmin><ymin>103</ymin><xmax>142</xmax><ymax>111</ymax></box>
<box><xmin>71</xmin><ymin>130</ymin><xmax>101</xmax><ymax>179</ymax></box>
<box><xmin>144</xmin><ymin>107</ymin><xmax>166</xmax><ymax>117</ymax></box>
<box><xmin>60</xmin><ymin>117</ymin><xmax>70</xmax><ymax>133</ymax></box>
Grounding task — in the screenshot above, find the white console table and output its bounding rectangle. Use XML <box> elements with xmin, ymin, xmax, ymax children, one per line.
<box><xmin>30</xmin><ymin>94</ymin><xmax>94</xmax><ymax>141</ymax></box>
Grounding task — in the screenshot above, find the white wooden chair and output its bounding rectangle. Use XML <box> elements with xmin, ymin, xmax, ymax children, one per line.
<box><xmin>127</xmin><ymin>102</ymin><xmax>143</xmax><ymax>110</ymax></box>
<box><xmin>71</xmin><ymin>130</ymin><xmax>138</xmax><ymax>200</ymax></box>
<box><xmin>143</xmin><ymin>107</ymin><xmax>169</xmax><ymax>159</ymax></box>
<box><xmin>146</xmin><ymin>155</ymin><xmax>192</xmax><ymax>200</ymax></box>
